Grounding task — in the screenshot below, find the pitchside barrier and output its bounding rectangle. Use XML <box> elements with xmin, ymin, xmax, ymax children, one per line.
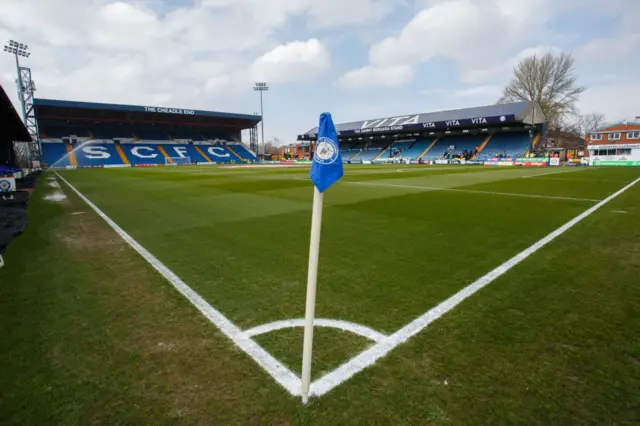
<box><xmin>593</xmin><ymin>160</ymin><xmax>640</xmax><ymax>166</ymax></box>
<box><xmin>514</xmin><ymin>158</ymin><xmax>549</xmax><ymax>167</ymax></box>
<box><xmin>484</xmin><ymin>157</ymin><xmax>516</xmax><ymax>166</ymax></box>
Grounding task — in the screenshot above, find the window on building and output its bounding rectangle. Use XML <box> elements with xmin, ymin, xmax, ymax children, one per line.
<box><xmin>609</xmin><ymin>132</ymin><xmax>621</xmax><ymax>140</ymax></box>
<box><xmin>617</xmin><ymin>148</ymin><xmax>632</xmax><ymax>155</ymax></box>
<box><xmin>590</xmin><ymin>133</ymin><xmax>603</xmax><ymax>140</ymax></box>
<box><xmin>595</xmin><ymin>149</ymin><xmax>617</xmax><ymax>156</ymax></box>
<box><xmin>628</xmin><ymin>131</ymin><xmax>640</xmax><ymax>140</ymax></box>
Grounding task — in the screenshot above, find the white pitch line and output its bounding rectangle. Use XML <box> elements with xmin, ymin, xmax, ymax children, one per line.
<box><xmin>333</xmin><ymin>180</ymin><xmax>601</xmax><ymax>203</ymax></box>
<box><xmin>55</xmin><ymin>172</ymin><xmax>302</xmax><ymax>397</ymax></box>
<box><xmin>309</xmin><ymin>177</ymin><xmax>640</xmax><ymax>398</ymax></box>
<box><xmin>244</xmin><ymin>318</ymin><xmax>387</xmax><ymax>343</ymax></box>
<box><xmin>521</xmin><ymin>168</ymin><xmax>584</xmax><ymax>178</ymax></box>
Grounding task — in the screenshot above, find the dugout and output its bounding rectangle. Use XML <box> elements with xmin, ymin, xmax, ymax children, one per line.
<box><xmin>1</xmin><ymin>84</ymin><xmax>33</xmax><ymax>260</ymax></box>
<box><xmin>1</xmin><ymin>84</ymin><xmax>30</xmax><ymax>171</ymax></box>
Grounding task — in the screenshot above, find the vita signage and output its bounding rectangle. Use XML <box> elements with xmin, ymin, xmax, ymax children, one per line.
<box><xmin>300</xmin><ymin>114</ymin><xmax>517</xmax><ymax>139</ymax></box>
<box><xmin>349</xmin><ymin>115</ymin><xmax>513</xmax><ymax>136</ymax></box>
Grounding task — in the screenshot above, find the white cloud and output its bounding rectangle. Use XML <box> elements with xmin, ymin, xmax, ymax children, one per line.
<box><xmin>575</xmin><ymin>34</ymin><xmax>640</xmax><ymax>64</ymax></box>
<box><xmin>578</xmin><ymin>82</ymin><xmax>640</xmax><ymax>121</ymax></box>
<box><xmin>454</xmin><ymin>85</ymin><xmax>502</xmax><ymax>98</ymax></box>
<box><xmin>307</xmin><ymin>0</ymin><xmax>396</xmax><ymax>28</ymax></box>
<box><xmin>337</xmin><ymin>64</ymin><xmax>414</xmax><ymax>89</ymax></box>
<box><xmin>249</xmin><ymin>39</ymin><xmax>331</xmax><ymax>83</ymax></box>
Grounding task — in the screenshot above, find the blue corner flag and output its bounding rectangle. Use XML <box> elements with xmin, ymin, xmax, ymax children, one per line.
<box><xmin>310</xmin><ymin>112</ymin><xmax>343</xmax><ymax>193</ymax></box>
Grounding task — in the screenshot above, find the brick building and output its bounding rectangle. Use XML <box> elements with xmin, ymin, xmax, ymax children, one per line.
<box><xmin>586</xmin><ymin>121</ymin><xmax>640</xmax><ymax>166</ymax></box>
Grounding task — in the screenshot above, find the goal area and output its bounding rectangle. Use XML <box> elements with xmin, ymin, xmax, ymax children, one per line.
<box><xmin>166</xmin><ymin>157</ymin><xmax>191</xmax><ymax>166</ymax></box>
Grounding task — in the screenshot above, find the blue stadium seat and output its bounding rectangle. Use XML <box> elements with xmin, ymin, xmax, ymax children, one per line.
<box><xmin>355</xmin><ymin>149</ymin><xmax>383</xmax><ymax>161</ymax></box>
<box><xmin>230</xmin><ymin>144</ymin><xmax>257</xmax><ymax>161</ymax></box>
<box><xmin>476</xmin><ymin>132</ymin><xmax>531</xmax><ymax>160</ymax></box>
<box><xmin>90</xmin><ymin>125</ymin><xmax>134</xmax><ymax>140</ymax></box>
<box><xmin>402</xmin><ymin>139</ymin><xmax>432</xmax><ymax>160</ymax></box>
<box><xmin>74</xmin><ymin>142</ymin><xmax>124</xmax><ymax>167</ymax></box>
<box><xmin>41</xmin><ymin>142</ymin><xmax>71</xmax><ymax>166</ymax></box>
<box><xmin>134</xmin><ymin>126</ymin><xmax>169</xmax><ymax>141</ymax></box>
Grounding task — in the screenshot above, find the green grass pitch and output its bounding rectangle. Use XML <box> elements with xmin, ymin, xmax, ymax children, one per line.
<box><xmin>1</xmin><ymin>164</ymin><xmax>639</xmax><ymax>424</ymax></box>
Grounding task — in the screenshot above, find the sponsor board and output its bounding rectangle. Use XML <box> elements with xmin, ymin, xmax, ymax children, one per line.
<box><xmin>65</xmin><ymin>165</ymin><xmax>77</xmax><ymax>169</ymax></box>
<box><xmin>550</xmin><ymin>158</ymin><xmax>560</xmax><ymax>166</ymax></box>
<box><xmin>103</xmin><ymin>164</ymin><xmax>132</xmax><ymax>168</ymax></box>
<box><xmin>484</xmin><ymin>161</ymin><xmax>515</xmax><ymax>166</ymax></box>
<box><xmin>362</xmin><ymin>161</ymin><xmax>372</xmax><ymax>165</ymax></box>
<box><xmin>516</xmin><ymin>161</ymin><xmax>548</xmax><ymax>167</ymax></box>
<box><xmin>593</xmin><ymin>160</ymin><xmax>640</xmax><ymax>166</ymax></box>
<box><xmin>197</xmin><ymin>162</ymin><xmax>216</xmax><ymax>165</ymax></box>
<box><xmin>516</xmin><ymin>157</ymin><xmax>547</xmax><ymax>163</ymax></box>
<box><xmin>133</xmin><ymin>163</ymin><xmax>159</xmax><ymax>167</ymax></box>
<box><xmin>589</xmin><ymin>143</ymin><xmax>640</xmax><ymax>150</ymax></box>
<box><xmin>435</xmin><ymin>160</ymin><xmax>450</xmax><ymax>165</ymax></box>
<box><xmin>0</xmin><ymin>177</ymin><xmax>16</xmax><ymax>192</ymax></box>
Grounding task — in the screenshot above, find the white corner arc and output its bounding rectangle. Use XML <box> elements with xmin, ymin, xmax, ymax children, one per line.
<box><xmin>244</xmin><ymin>319</ymin><xmax>387</xmax><ymax>343</ymax></box>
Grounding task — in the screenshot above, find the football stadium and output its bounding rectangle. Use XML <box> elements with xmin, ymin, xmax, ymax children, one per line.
<box><xmin>2</xmin><ymin>46</ymin><xmax>640</xmax><ymax>426</ymax></box>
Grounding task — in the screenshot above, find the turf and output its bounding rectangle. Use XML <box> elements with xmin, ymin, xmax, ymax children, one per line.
<box><xmin>1</xmin><ymin>164</ymin><xmax>639</xmax><ymax>424</ymax></box>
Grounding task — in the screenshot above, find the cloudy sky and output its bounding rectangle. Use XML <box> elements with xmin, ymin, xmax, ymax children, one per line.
<box><xmin>1</xmin><ymin>0</ymin><xmax>638</xmax><ymax>142</ymax></box>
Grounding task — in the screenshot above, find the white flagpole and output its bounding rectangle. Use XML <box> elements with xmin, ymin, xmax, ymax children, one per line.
<box><xmin>300</xmin><ymin>186</ymin><xmax>324</xmax><ymax>404</ymax></box>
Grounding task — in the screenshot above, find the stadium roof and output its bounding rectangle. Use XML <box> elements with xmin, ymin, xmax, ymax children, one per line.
<box><xmin>34</xmin><ymin>98</ymin><xmax>261</xmax><ymax>129</ymax></box>
<box><xmin>1</xmin><ymin>85</ymin><xmax>30</xmax><ymax>143</ymax></box>
<box><xmin>299</xmin><ymin>101</ymin><xmax>545</xmax><ymax>140</ymax></box>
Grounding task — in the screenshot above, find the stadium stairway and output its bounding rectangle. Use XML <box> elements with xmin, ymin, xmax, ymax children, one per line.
<box><xmin>373</xmin><ymin>145</ymin><xmax>390</xmax><ymax>160</ymax></box>
<box><xmin>114</xmin><ymin>143</ymin><xmax>130</xmax><ymax>165</ymax></box>
<box><xmin>226</xmin><ymin>145</ymin><xmax>245</xmax><ymax>162</ymax></box>
<box><xmin>524</xmin><ymin>133</ymin><xmax>541</xmax><ymax>156</ymax></box>
<box><xmin>475</xmin><ymin>132</ymin><xmax>531</xmax><ymax>160</ymax></box>
<box><xmin>356</xmin><ymin>149</ymin><xmax>383</xmax><ymax>162</ymax></box>
<box><xmin>401</xmin><ymin>139</ymin><xmax>431</xmax><ymax>160</ymax></box>
<box><xmin>41</xmin><ymin>142</ymin><xmax>71</xmax><ymax>167</ymax></box>
<box><xmin>157</xmin><ymin>145</ymin><xmax>175</xmax><ymax>164</ymax></box>
<box><xmin>65</xmin><ymin>142</ymin><xmax>78</xmax><ymax>167</ymax></box>
<box><xmin>74</xmin><ymin>142</ymin><xmax>123</xmax><ymax>167</ymax></box>
<box><xmin>193</xmin><ymin>145</ymin><xmax>213</xmax><ymax>162</ymax></box>
<box><xmin>416</xmin><ymin>138</ymin><xmax>439</xmax><ymax>160</ymax></box>
<box><xmin>472</xmin><ymin>134</ymin><xmax>493</xmax><ymax>159</ymax></box>
<box><xmin>231</xmin><ymin>144</ymin><xmax>257</xmax><ymax>161</ymax></box>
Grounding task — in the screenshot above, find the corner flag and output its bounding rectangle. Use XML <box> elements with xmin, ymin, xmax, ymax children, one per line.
<box><xmin>310</xmin><ymin>113</ymin><xmax>343</xmax><ymax>192</ymax></box>
<box><xmin>300</xmin><ymin>112</ymin><xmax>343</xmax><ymax>404</ymax></box>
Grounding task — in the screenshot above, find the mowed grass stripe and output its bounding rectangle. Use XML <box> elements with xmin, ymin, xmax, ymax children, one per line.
<box><xmin>2</xmin><ymin>167</ymin><xmax>639</xmax><ymax>424</ymax></box>
<box><xmin>58</xmin><ymin>167</ymin><xmax>593</xmax><ymax>332</ymax></box>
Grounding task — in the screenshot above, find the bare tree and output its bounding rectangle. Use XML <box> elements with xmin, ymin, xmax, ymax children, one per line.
<box><xmin>263</xmin><ymin>141</ymin><xmax>279</xmax><ymax>155</ymax></box>
<box><xmin>499</xmin><ymin>52</ymin><xmax>585</xmax><ymax>125</ymax></box>
<box><xmin>577</xmin><ymin>112</ymin><xmax>606</xmax><ymax>135</ymax></box>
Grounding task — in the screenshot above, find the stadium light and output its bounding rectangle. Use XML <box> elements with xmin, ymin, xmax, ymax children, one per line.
<box><xmin>3</xmin><ymin>39</ymin><xmax>30</xmax><ymax>59</ymax></box>
<box><xmin>254</xmin><ymin>82</ymin><xmax>269</xmax><ymax>157</ymax></box>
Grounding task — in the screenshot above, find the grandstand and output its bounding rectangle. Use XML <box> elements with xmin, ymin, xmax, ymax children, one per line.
<box><xmin>35</xmin><ymin>99</ymin><xmax>261</xmax><ymax>167</ymax></box>
<box><xmin>298</xmin><ymin>101</ymin><xmax>546</xmax><ymax>164</ymax></box>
